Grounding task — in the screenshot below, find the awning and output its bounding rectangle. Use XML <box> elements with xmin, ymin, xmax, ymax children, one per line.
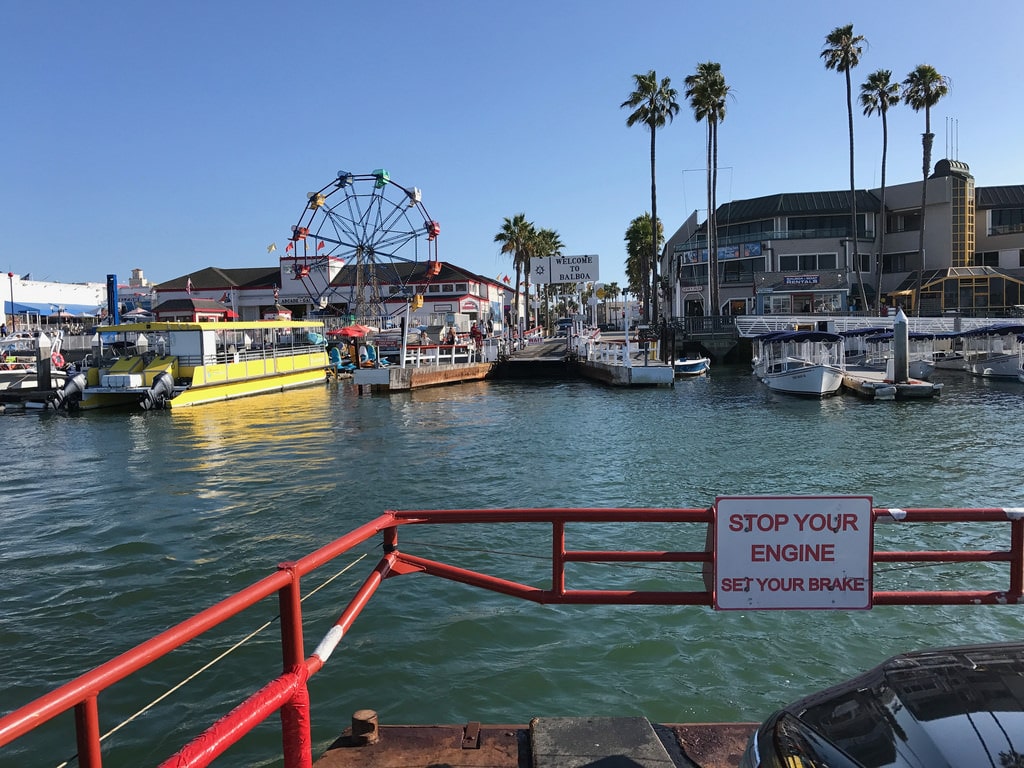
<box><xmin>4</xmin><ymin>301</ymin><xmax>103</xmax><ymax>316</ymax></box>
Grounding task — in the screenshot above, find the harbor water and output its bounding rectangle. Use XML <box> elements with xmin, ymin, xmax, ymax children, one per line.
<box><xmin>2</xmin><ymin>366</ymin><xmax>1022</xmax><ymax>767</ymax></box>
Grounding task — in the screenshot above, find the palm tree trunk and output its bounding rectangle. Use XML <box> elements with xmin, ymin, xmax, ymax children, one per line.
<box><xmin>705</xmin><ymin>119</ymin><xmax>714</xmax><ymax>316</ymax></box>
<box><xmin>846</xmin><ymin>68</ymin><xmax>869</xmax><ymax>313</ymax></box>
<box><xmin>875</xmin><ymin>110</ymin><xmax>888</xmax><ymax>308</ymax></box>
<box><xmin>915</xmin><ymin>113</ymin><xmax>933</xmax><ymax>316</ymax></box>
<box><xmin>711</xmin><ymin>118</ymin><xmax>720</xmax><ymax>316</ymax></box>
<box><xmin>648</xmin><ymin>129</ymin><xmax>657</xmax><ymax>324</ymax></box>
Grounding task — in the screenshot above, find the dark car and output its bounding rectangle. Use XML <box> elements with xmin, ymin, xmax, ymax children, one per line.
<box><xmin>740</xmin><ymin>641</ymin><xmax>1024</xmax><ymax>768</ymax></box>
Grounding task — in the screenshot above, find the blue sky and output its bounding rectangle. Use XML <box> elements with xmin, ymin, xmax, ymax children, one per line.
<box><xmin>3</xmin><ymin>1</ymin><xmax>1022</xmax><ymax>291</ymax></box>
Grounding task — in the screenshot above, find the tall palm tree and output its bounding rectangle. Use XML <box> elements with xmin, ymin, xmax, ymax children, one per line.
<box><xmin>860</xmin><ymin>69</ymin><xmax>901</xmax><ymax>307</ymax></box>
<box><xmin>494</xmin><ymin>213</ymin><xmax>536</xmax><ymax>329</ymax></box>
<box><xmin>902</xmin><ymin>64</ymin><xmax>950</xmax><ymax>315</ymax></box>
<box><xmin>621</xmin><ymin>70</ymin><xmax>680</xmax><ymax>324</ymax></box>
<box><xmin>684</xmin><ymin>62</ymin><xmax>729</xmax><ymax>316</ymax></box>
<box><xmin>821</xmin><ymin>23</ymin><xmax>869</xmax><ymax>313</ymax></box>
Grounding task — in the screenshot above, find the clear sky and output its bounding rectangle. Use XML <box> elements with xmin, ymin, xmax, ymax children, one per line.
<box><xmin>3</xmin><ymin>1</ymin><xmax>1022</xmax><ymax>290</ymax></box>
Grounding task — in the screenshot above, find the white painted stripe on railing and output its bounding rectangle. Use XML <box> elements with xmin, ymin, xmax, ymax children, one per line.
<box><xmin>313</xmin><ymin>625</ymin><xmax>345</xmax><ymax>663</ymax></box>
<box><xmin>1004</xmin><ymin>507</ymin><xmax>1024</xmax><ymax>520</ymax></box>
<box><xmin>886</xmin><ymin>508</ymin><xmax>907</xmax><ymax>521</ymax></box>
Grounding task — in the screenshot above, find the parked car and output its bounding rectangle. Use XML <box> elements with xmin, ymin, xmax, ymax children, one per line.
<box><xmin>739</xmin><ymin>641</ymin><xmax>1024</xmax><ymax>768</ymax></box>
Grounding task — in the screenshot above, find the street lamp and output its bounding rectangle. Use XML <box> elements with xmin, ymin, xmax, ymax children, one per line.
<box><xmin>7</xmin><ymin>272</ymin><xmax>14</xmax><ymax>332</ymax></box>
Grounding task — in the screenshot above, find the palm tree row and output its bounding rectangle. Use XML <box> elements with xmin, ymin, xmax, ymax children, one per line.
<box><xmin>493</xmin><ymin>214</ymin><xmax>565</xmax><ymax>329</ymax></box>
<box><xmin>622</xmin><ymin>65</ymin><xmax>729</xmax><ymax>320</ymax></box>
<box><xmin>823</xmin><ymin>23</ymin><xmax>950</xmax><ymax>315</ymax></box>
<box><xmin>500</xmin><ymin>32</ymin><xmax>949</xmax><ymax>327</ymax></box>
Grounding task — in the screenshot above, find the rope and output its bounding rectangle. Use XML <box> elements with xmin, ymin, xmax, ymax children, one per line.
<box><xmin>55</xmin><ymin>553</ymin><xmax>368</xmax><ymax>768</ymax></box>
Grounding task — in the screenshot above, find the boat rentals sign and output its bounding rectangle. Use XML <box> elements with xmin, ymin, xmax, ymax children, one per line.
<box><xmin>714</xmin><ymin>495</ymin><xmax>873</xmax><ymax>610</ymax></box>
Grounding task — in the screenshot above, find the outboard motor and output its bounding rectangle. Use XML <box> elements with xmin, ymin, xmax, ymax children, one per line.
<box><xmin>139</xmin><ymin>371</ymin><xmax>175</xmax><ymax>410</ymax></box>
<box><xmin>49</xmin><ymin>373</ymin><xmax>87</xmax><ymax>411</ymax></box>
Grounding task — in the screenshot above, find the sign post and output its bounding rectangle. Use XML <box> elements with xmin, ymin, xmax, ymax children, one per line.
<box><xmin>714</xmin><ymin>495</ymin><xmax>873</xmax><ymax>610</ymax></box>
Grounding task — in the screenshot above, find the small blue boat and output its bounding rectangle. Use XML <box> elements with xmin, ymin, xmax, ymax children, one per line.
<box><xmin>673</xmin><ymin>355</ymin><xmax>710</xmax><ymax>377</ymax></box>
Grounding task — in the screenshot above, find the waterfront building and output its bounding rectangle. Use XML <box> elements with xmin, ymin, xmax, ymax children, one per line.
<box><xmin>154</xmin><ymin>259</ymin><xmax>514</xmax><ymax>334</ymax></box>
<box><xmin>663</xmin><ymin>159</ymin><xmax>1024</xmax><ymax>318</ymax></box>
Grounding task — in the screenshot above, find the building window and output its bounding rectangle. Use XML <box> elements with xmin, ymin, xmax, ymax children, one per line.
<box><xmin>882</xmin><ymin>252</ymin><xmax>913</xmax><ymax>273</ymax></box>
<box><xmin>1019</xmin><ymin>249</ymin><xmax>1024</xmax><ymax>268</ymax></box>
<box><xmin>991</xmin><ymin>207</ymin><xmax>1024</xmax><ymax>235</ymax></box>
<box><xmin>975</xmin><ymin>251</ymin><xmax>999</xmax><ymax>267</ymax></box>
<box><xmin>887</xmin><ymin>211</ymin><xmax>921</xmax><ymax>234</ymax></box>
<box><xmin>455</xmin><ymin>283</ymin><xmax>468</xmax><ymax>293</ymax></box>
<box><xmin>779</xmin><ymin>253</ymin><xmax>837</xmax><ymax>271</ymax></box>
<box><xmin>428</xmin><ymin>285</ymin><xmax>441</xmax><ymax>293</ymax></box>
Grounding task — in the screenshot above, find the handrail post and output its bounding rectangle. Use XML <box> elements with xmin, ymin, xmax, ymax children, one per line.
<box><xmin>277</xmin><ymin>563</ymin><xmax>311</xmax><ymax>768</ymax></box>
<box><xmin>1011</xmin><ymin>518</ymin><xmax>1024</xmax><ymax>601</ymax></box>
<box><xmin>74</xmin><ymin>696</ymin><xmax>102</xmax><ymax>768</ymax></box>
<box><xmin>552</xmin><ymin>521</ymin><xmax>566</xmax><ymax>596</ymax></box>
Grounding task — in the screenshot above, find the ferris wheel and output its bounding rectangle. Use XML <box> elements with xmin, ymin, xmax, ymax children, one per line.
<box><xmin>284</xmin><ymin>169</ymin><xmax>440</xmax><ymax>319</ymax></box>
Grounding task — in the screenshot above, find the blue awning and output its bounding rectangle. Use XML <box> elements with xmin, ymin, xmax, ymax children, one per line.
<box><xmin>4</xmin><ymin>301</ymin><xmax>102</xmax><ymax>316</ymax></box>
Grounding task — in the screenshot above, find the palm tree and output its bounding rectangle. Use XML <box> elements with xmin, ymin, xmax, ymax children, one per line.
<box><xmin>534</xmin><ymin>227</ymin><xmax>564</xmax><ymax>330</ymax></box>
<box><xmin>621</xmin><ymin>70</ymin><xmax>680</xmax><ymax>324</ymax></box>
<box><xmin>624</xmin><ymin>213</ymin><xmax>660</xmax><ymax>303</ymax></box>
<box><xmin>860</xmin><ymin>69</ymin><xmax>901</xmax><ymax>307</ymax></box>
<box><xmin>494</xmin><ymin>213</ymin><xmax>536</xmax><ymax>329</ymax></box>
<box><xmin>902</xmin><ymin>64</ymin><xmax>950</xmax><ymax>315</ymax></box>
<box><xmin>684</xmin><ymin>62</ymin><xmax>729</xmax><ymax>316</ymax></box>
<box><xmin>821</xmin><ymin>23</ymin><xmax>869</xmax><ymax>313</ymax></box>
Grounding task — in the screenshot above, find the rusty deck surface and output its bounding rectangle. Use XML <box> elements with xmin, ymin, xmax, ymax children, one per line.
<box><xmin>313</xmin><ymin>719</ymin><xmax>758</xmax><ymax>768</ymax></box>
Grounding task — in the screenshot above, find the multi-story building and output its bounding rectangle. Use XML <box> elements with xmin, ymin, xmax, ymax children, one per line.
<box><xmin>663</xmin><ymin>159</ymin><xmax>1024</xmax><ymax>318</ymax></box>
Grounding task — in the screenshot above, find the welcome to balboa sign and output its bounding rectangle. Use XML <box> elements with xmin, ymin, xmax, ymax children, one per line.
<box><xmin>530</xmin><ymin>255</ymin><xmax>599</xmax><ymax>285</ymax></box>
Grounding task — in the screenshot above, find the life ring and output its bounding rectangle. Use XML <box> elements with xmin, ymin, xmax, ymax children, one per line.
<box><xmin>51</xmin><ymin>352</ymin><xmax>65</xmax><ymax>368</ymax></box>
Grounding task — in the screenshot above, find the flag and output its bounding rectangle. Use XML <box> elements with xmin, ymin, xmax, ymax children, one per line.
<box><xmin>317</xmin><ymin>240</ymin><xmax>326</xmax><ymax>251</ymax></box>
<box><xmin>502</xmin><ymin>275</ymin><xmax>510</xmax><ymax>284</ymax></box>
<box><xmin>286</xmin><ymin>242</ymin><xmax>294</xmax><ymax>252</ymax></box>
<box><xmin>267</xmin><ymin>242</ymin><xmax>277</xmax><ymax>254</ymax></box>
<box><xmin>186</xmin><ymin>277</ymin><xmax>193</xmax><ymax>295</ymax></box>
<box><xmin>219</xmin><ymin>292</ymin><xmax>229</xmax><ymax>303</ymax></box>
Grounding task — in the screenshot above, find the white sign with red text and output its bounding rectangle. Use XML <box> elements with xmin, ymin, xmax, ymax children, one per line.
<box><xmin>714</xmin><ymin>495</ymin><xmax>873</xmax><ymax>610</ymax></box>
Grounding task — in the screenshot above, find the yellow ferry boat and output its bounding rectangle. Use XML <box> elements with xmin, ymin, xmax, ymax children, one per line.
<box><xmin>51</xmin><ymin>319</ymin><xmax>329</xmax><ymax>410</ymax></box>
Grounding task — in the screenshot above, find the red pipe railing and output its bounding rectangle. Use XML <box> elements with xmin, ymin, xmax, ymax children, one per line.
<box><xmin>1</xmin><ymin>505</ymin><xmax>1021</xmax><ymax>767</ymax></box>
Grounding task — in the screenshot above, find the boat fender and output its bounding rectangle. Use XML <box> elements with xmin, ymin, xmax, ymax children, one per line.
<box><xmin>49</xmin><ymin>372</ymin><xmax>87</xmax><ymax>411</ymax></box>
<box><xmin>140</xmin><ymin>371</ymin><xmax>175</xmax><ymax>410</ymax></box>
<box><xmin>51</xmin><ymin>352</ymin><xmax>65</xmax><ymax>368</ymax></box>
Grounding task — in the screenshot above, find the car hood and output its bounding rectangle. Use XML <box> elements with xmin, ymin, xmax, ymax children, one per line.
<box><xmin>748</xmin><ymin>641</ymin><xmax>1024</xmax><ymax>768</ymax></box>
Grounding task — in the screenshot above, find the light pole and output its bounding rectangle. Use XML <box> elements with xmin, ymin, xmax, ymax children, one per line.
<box><xmin>7</xmin><ymin>272</ymin><xmax>14</xmax><ymax>332</ymax></box>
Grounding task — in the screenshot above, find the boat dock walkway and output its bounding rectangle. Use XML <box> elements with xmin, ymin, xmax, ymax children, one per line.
<box><xmin>313</xmin><ymin>712</ymin><xmax>756</xmax><ymax>768</ymax></box>
<box><xmin>841</xmin><ymin>366</ymin><xmax>943</xmax><ymax>400</ymax></box>
<box><xmin>504</xmin><ymin>337</ymin><xmax>675</xmax><ymax>387</ymax></box>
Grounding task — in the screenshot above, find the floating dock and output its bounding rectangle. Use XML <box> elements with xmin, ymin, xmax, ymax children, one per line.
<box><xmin>841</xmin><ymin>367</ymin><xmax>943</xmax><ymax>400</ymax></box>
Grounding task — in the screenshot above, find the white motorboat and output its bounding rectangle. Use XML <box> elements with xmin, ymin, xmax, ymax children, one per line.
<box><xmin>673</xmin><ymin>355</ymin><xmax>710</xmax><ymax>377</ymax></box>
<box><xmin>960</xmin><ymin>323</ymin><xmax>1024</xmax><ymax>379</ymax></box>
<box><xmin>754</xmin><ymin>330</ymin><xmax>845</xmax><ymax>397</ymax></box>
<box><xmin>863</xmin><ymin>331</ymin><xmax>937</xmax><ymax>381</ymax></box>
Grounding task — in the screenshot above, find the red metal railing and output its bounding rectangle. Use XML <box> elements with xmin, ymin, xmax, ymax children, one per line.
<box><xmin>1</xmin><ymin>505</ymin><xmax>1021</xmax><ymax>767</ymax></box>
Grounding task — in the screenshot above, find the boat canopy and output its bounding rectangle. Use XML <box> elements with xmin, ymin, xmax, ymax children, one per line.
<box><xmin>758</xmin><ymin>330</ymin><xmax>843</xmax><ymax>344</ymax></box>
<box><xmin>960</xmin><ymin>323</ymin><xmax>1024</xmax><ymax>338</ymax></box>
<box><xmin>838</xmin><ymin>326</ymin><xmax>887</xmax><ymax>338</ymax></box>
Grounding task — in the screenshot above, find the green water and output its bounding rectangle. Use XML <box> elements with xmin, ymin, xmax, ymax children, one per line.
<box><xmin>1</xmin><ymin>367</ymin><xmax>1021</xmax><ymax>766</ymax></box>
